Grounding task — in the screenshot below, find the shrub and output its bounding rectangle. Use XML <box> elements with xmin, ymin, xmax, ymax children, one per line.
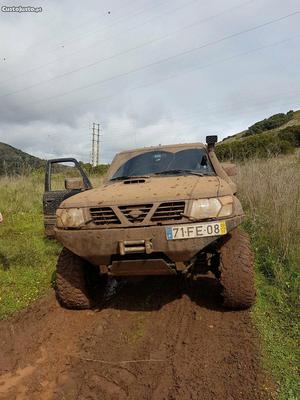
<box><xmin>244</xmin><ymin>111</ymin><xmax>294</xmax><ymax>136</ymax></box>
<box><xmin>216</xmin><ymin>133</ymin><xmax>294</xmax><ymax>161</ymax></box>
<box><xmin>278</xmin><ymin>126</ymin><xmax>300</xmax><ymax>147</ymax></box>
<box><xmin>79</xmin><ymin>162</ymin><xmax>109</xmax><ymax>176</ymax></box>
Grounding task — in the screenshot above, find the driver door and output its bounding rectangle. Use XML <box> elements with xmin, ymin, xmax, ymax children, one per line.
<box><xmin>43</xmin><ymin>158</ymin><xmax>92</xmax><ymax>237</ymax></box>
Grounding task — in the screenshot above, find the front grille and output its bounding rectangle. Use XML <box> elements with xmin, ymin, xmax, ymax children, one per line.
<box><xmin>151</xmin><ymin>202</ymin><xmax>185</xmax><ymax>222</ymax></box>
<box><xmin>119</xmin><ymin>204</ymin><xmax>152</xmax><ymax>223</ymax></box>
<box><xmin>90</xmin><ymin>207</ymin><xmax>120</xmax><ymax>225</ymax></box>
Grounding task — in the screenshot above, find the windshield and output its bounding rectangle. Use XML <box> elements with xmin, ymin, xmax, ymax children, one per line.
<box><xmin>111</xmin><ymin>148</ymin><xmax>214</xmax><ymax>180</ymax></box>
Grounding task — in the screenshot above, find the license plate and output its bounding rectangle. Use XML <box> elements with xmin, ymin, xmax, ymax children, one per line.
<box><xmin>166</xmin><ymin>221</ymin><xmax>227</xmax><ymax>240</ymax></box>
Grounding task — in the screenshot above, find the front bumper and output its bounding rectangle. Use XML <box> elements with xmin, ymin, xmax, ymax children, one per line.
<box><xmin>54</xmin><ymin>216</ymin><xmax>243</xmax><ymax>265</ymax></box>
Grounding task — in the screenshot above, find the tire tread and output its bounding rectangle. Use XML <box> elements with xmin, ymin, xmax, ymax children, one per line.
<box><xmin>55</xmin><ymin>248</ymin><xmax>93</xmax><ymax>309</ymax></box>
<box><xmin>219</xmin><ymin>229</ymin><xmax>256</xmax><ymax>309</ymax></box>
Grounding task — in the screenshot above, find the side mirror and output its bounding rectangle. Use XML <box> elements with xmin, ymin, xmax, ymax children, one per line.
<box><xmin>221</xmin><ymin>163</ymin><xmax>237</xmax><ymax>177</ymax></box>
<box><xmin>65</xmin><ymin>177</ymin><xmax>85</xmax><ymax>190</ymax></box>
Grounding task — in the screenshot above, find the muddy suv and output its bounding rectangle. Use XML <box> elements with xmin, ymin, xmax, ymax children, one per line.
<box><xmin>44</xmin><ymin>136</ymin><xmax>255</xmax><ymax>310</ymax></box>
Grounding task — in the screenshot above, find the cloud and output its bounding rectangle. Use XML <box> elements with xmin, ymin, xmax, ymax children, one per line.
<box><xmin>0</xmin><ymin>0</ymin><xmax>299</xmax><ymax>163</ymax></box>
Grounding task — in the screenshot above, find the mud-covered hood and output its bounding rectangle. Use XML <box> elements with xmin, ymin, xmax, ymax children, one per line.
<box><xmin>60</xmin><ymin>175</ymin><xmax>233</xmax><ymax>208</ymax></box>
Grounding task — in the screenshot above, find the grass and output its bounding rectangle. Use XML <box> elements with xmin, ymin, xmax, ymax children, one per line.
<box><xmin>236</xmin><ymin>152</ymin><xmax>300</xmax><ymax>399</ymax></box>
<box><xmin>121</xmin><ymin>313</ymin><xmax>147</xmax><ymax>344</ymax></box>
<box><xmin>0</xmin><ymin>173</ymin><xmax>60</xmax><ymax>318</ymax></box>
<box><xmin>0</xmin><ymin>172</ymin><xmax>104</xmax><ymax>318</ymax></box>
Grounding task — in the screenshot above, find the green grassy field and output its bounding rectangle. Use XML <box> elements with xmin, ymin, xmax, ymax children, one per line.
<box><xmin>0</xmin><ymin>172</ymin><xmax>104</xmax><ymax>317</ymax></box>
<box><xmin>0</xmin><ymin>156</ymin><xmax>299</xmax><ymax>398</ymax></box>
<box><xmin>237</xmin><ymin>153</ymin><xmax>300</xmax><ymax>400</ymax></box>
<box><xmin>0</xmin><ymin>173</ymin><xmax>60</xmax><ymax>317</ymax></box>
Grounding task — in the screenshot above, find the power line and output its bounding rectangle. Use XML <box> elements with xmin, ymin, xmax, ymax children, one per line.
<box><xmin>0</xmin><ymin>0</ymin><xmax>201</xmax><ymax>87</ymax></box>
<box><xmin>49</xmin><ymin>0</ymin><xmax>172</xmax><ymax>50</ymax></box>
<box><xmin>0</xmin><ymin>0</ymin><xmax>253</xmax><ymax>98</ymax></box>
<box><xmin>40</xmin><ymin>0</ymin><xmax>135</xmax><ymax>48</ymax></box>
<box><xmin>52</xmin><ymin>0</ymin><xmax>135</xmax><ymax>42</ymax></box>
<box><xmin>0</xmin><ymin>0</ymin><xmax>169</xmax><ymax>74</ymax></box>
<box><xmin>35</xmin><ymin>34</ymin><xmax>300</xmax><ymax>116</ymax></box>
<box><xmin>25</xmin><ymin>10</ymin><xmax>300</xmax><ymax>107</ymax></box>
<box><xmin>0</xmin><ymin>0</ymin><xmax>138</xmax><ymax>67</ymax></box>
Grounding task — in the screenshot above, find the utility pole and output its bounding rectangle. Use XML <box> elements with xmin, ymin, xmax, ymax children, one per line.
<box><xmin>91</xmin><ymin>123</ymin><xmax>101</xmax><ymax>167</ymax></box>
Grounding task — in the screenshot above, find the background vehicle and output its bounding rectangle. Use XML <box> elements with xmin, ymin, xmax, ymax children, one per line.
<box><xmin>44</xmin><ymin>136</ymin><xmax>255</xmax><ymax>310</ymax></box>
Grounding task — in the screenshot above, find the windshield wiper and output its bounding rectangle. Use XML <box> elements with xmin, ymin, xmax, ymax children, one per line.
<box><xmin>154</xmin><ymin>169</ymin><xmax>204</xmax><ymax>177</ymax></box>
<box><xmin>110</xmin><ymin>175</ymin><xmax>150</xmax><ymax>181</ymax></box>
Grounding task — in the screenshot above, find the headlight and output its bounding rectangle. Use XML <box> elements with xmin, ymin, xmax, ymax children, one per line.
<box><xmin>56</xmin><ymin>208</ymin><xmax>85</xmax><ymax>228</ymax></box>
<box><xmin>189</xmin><ymin>196</ymin><xmax>233</xmax><ymax>219</ymax></box>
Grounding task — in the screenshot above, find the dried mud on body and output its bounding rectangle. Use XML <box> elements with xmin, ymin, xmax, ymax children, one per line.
<box><xmin>0</xmin><ymin>277</ymin><xmax>271</xmax><ymax>400</ymax></box>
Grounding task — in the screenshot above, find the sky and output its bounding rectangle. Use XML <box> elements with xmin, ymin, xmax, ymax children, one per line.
<box><xmin>0</xmin><ymin>0</ymin><xmax>299</xmax><ymax>163</ymax></box>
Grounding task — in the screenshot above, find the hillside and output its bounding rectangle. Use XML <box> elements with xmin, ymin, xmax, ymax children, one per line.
<box><xmin>216</xmin><ymin>110</ymin><xmax>300</xmax><ymax>161</ymax></box>
<box><xmin>0</xmin><ymin>142</ymin><xmax>45</xmax><ymax>175</ymax></box>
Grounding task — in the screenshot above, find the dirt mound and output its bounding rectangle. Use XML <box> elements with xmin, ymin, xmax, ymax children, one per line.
<box><xmin>0</xmin><ymin>276</ymin><xmax>272</xmax><ymax>399</ymax></box>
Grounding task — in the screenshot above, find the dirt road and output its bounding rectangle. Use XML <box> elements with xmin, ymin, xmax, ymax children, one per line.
<box><xmin>0</xmin><ymin>276</ymin><xmax>272</xmax><ymax>400</ymax></box>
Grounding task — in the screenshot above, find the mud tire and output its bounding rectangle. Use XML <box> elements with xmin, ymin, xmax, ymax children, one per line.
<box><xmin>55</xmin><ymin>248</ymin><xmax>98</xmax><ymax>309</ymax></box>
<box><xmin>219</xmin><ymin>228</ymin><xmax>256</xmax><ymax>310</ymax></box>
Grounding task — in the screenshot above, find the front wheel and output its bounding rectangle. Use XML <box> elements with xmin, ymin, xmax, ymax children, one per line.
<box><xmin>55</xmin><ymin>248</ymin><xmax>100</xmax><ymax>309</ymax></box>
<box><xmin>218</xmin><ymin>229</ymin><xmax>256</xmax><ymax>309</ymax></box>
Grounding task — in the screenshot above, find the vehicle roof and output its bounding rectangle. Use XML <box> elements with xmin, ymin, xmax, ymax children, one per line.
<box><xmin>116</xmin><ymin>142</ymin><xmax>206</xmax><ymax>156</ymax></box>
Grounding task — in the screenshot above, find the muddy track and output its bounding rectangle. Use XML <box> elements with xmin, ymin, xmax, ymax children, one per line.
<box><xmin>0</xmin><ymin>276</ymin><xmax>272</xmax><ymax>400</ymax></box>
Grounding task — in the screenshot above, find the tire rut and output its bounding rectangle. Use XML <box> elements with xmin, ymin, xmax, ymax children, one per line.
<box><xmin>0</xmin><ymin>277</ymin><xmax>273</xmax><ymax>400</ymax></box>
